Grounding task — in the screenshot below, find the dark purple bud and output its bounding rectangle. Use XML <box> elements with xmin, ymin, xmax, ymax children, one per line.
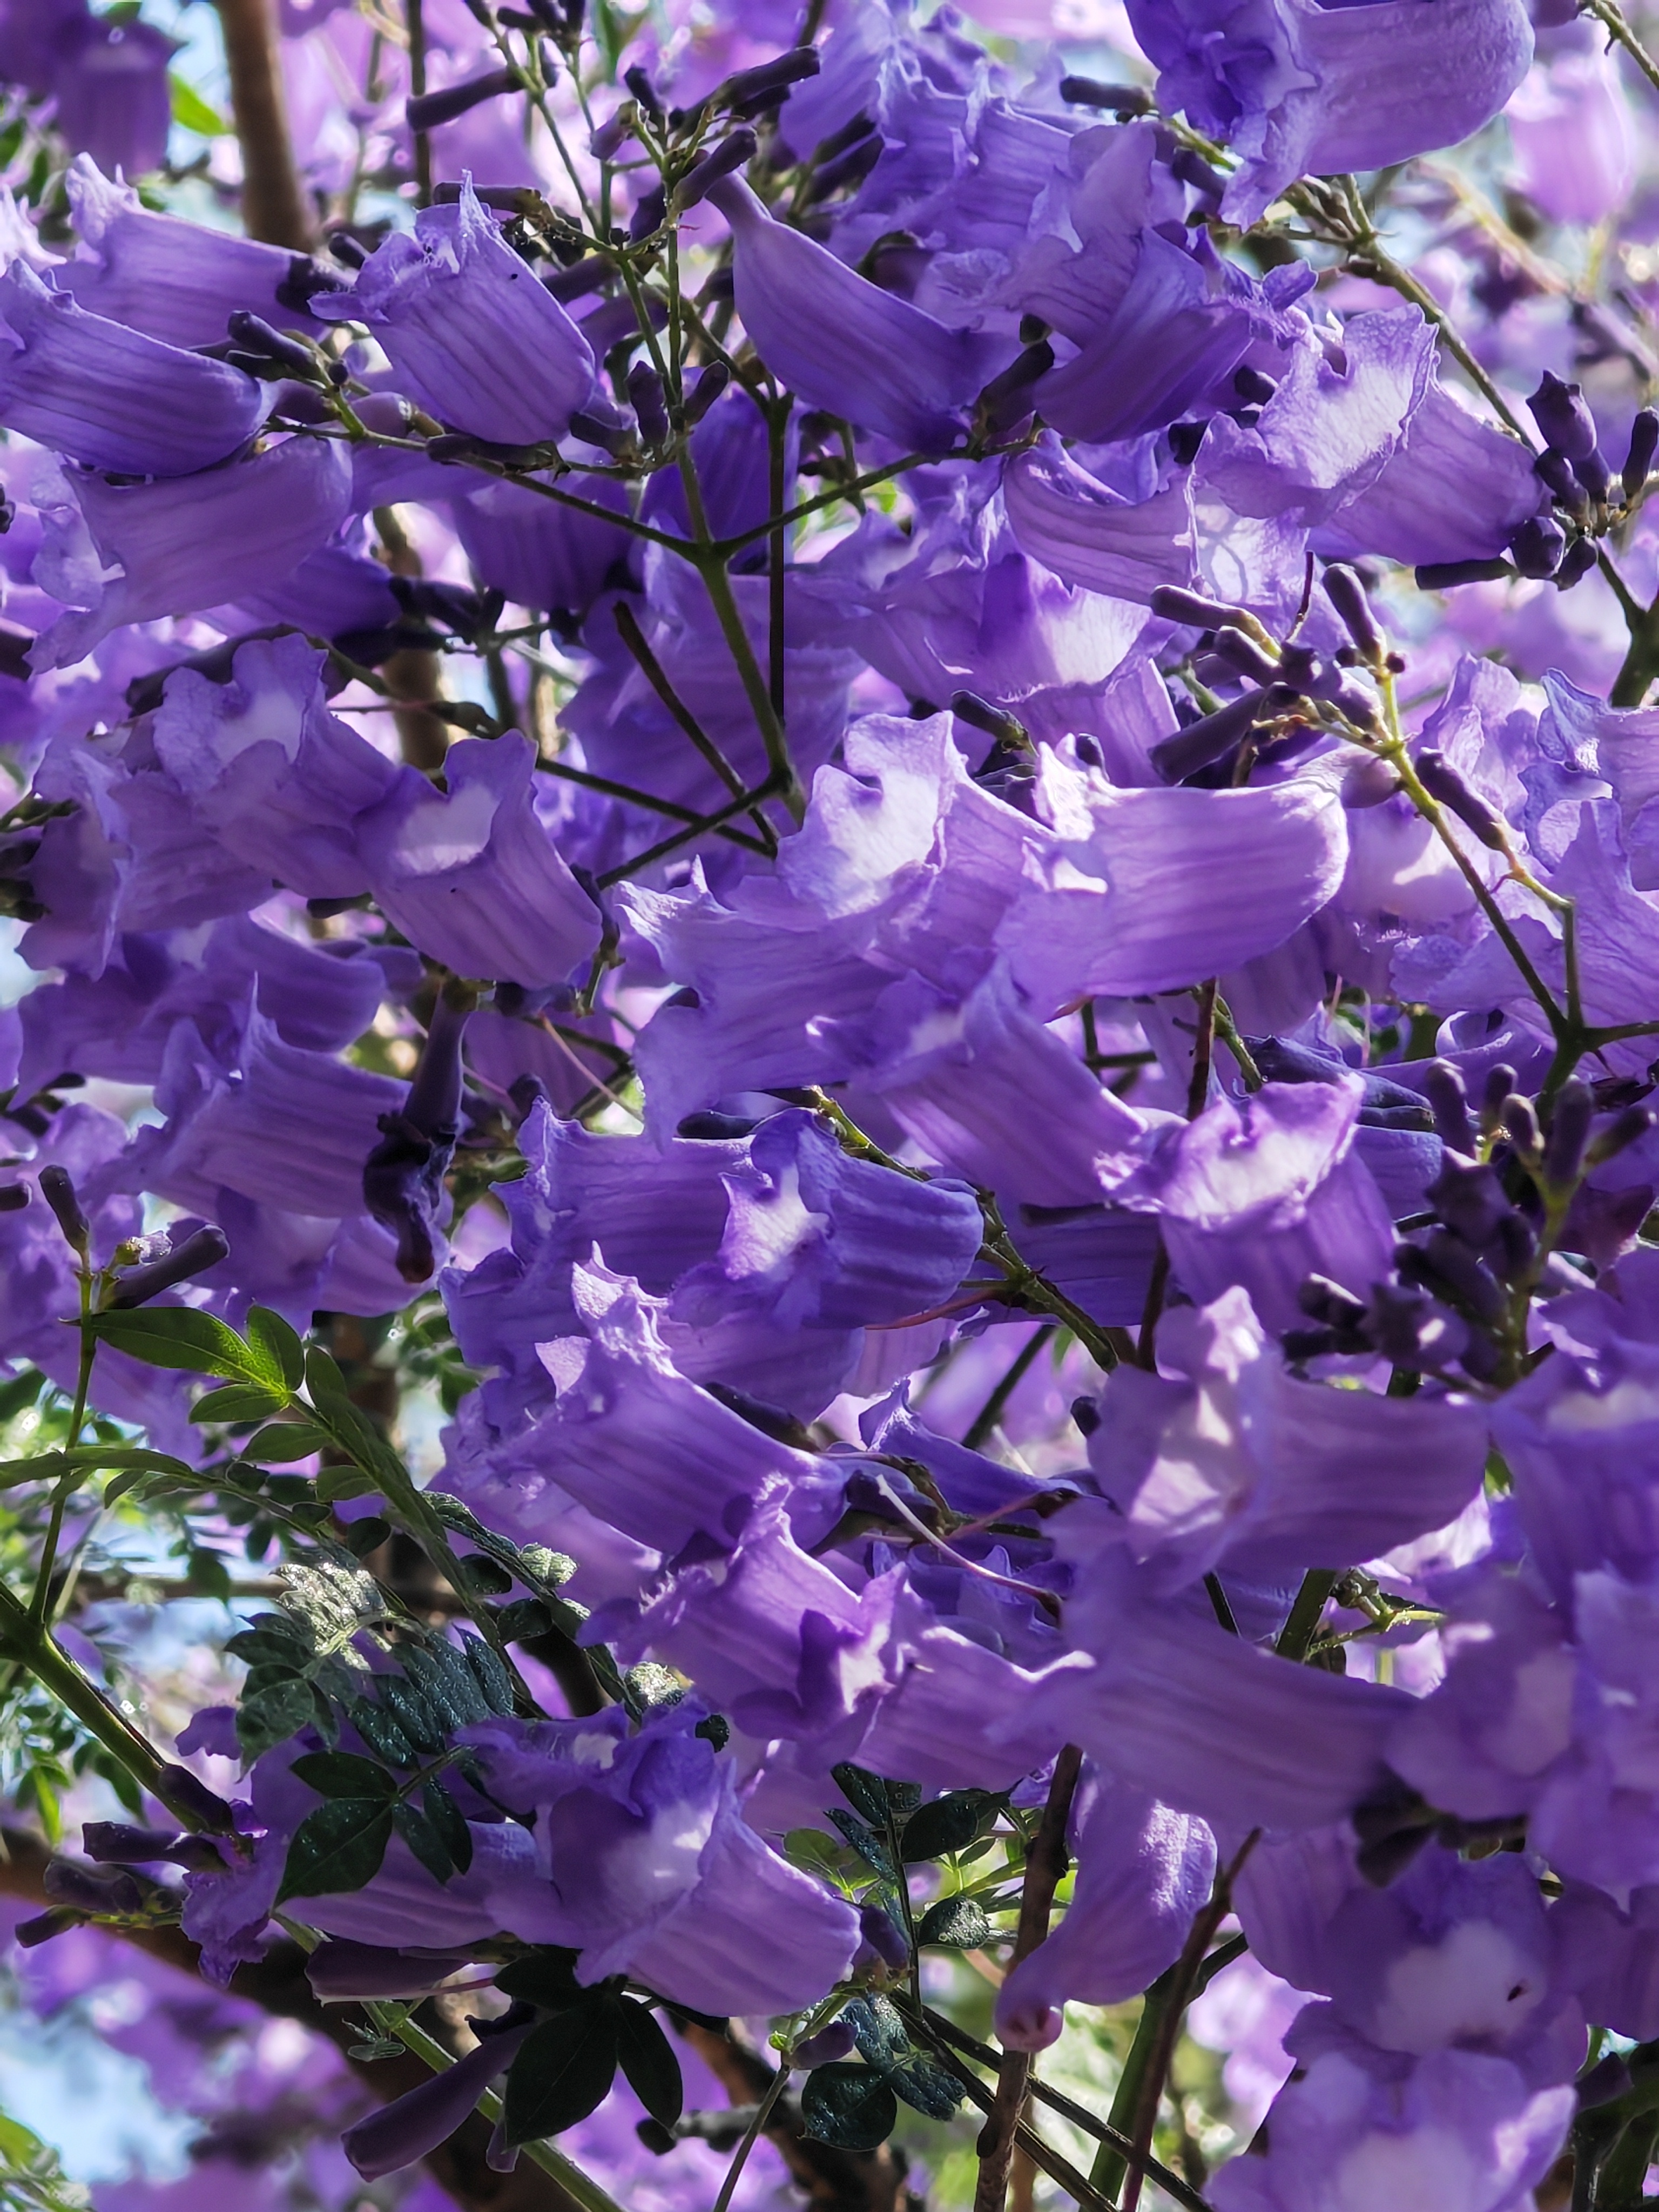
<box><xmin>1575</xmin><ymin>446</ymin><xmax>1612</xmax><ymax>503</ymax></box>
<box><xmin>1508</xmin><ymin>515</ymin><xmax>1564</xmax><ymax>579</ymax></box>
<box><xmin>795</xmin><ymin>2021</ymin><xmax>857</xmax><ymax>2066</ymax></box>
<box><xmin>1070</xmin><ymin>1395</ymin><xmax>1101</xmax><ymax>1437</ymax></box>
<box><xmin>1168</xmin><ymin>419</ymin><xmax>1208</xmax><ymax>466</ymax></box>
<box><xmin>1171</xmin><ymin>147</ymin><xmax>1223</xmax><ymax>199</ymax></box>
<box><xmin>0</xmin><ymin>1183</ymin><xmax>28</xmax><ymax>1212</ymax></box>
<box><xmin>1414</xmin><ymin>748</ymin><xmax>1508</xmax><ymax>851</ymax></box>
<box><xmin>43</xmin><ymin>1860</ymin><xmax>147</xmax><ymax>1916</ymax></box>
<box><xmin>1321</xmin><ymin>564</ymin><xmax>1382</xmax><ymax>659</ymax></box>
<box><xmin>1422</xmin><ymin>1062</ymin><xmax>1475</xmax><ymax>1155</ymax></box>
<box><xmin>106</xmin><ymin>1224</ymin><xmax>230</xmax><ymax>1309</ymax></box>
<box><xmin>1554</xmin><ymin>536</ymin><xmax>1598</xmax><ymax>590</ymax></box>
<box><xmin>628</xmin><ymin>184</ymin><xmax>666</xmax><ymax>242</ymax></box>
<box><xmin>1478</xmin><ymin>1064</ymin><xmax>1516</xmax><ymax>1135</ymax></box>
<box><xmin>1410</xmin><ymin>1230</ymin><xmax>1505</xmax><ymax>1324</ymax></box>
<box><xmin>1232</xmin><ymin>365</ymin><xmax>1277</xmax><ymax>407</ymax></box>
<box><xmin>1500</xmin><ymin>1094</ymin><xmax>1542</xmax><ymax>1157</ymax></box>
<box><xmin>716</xmin><ymin>47</ymin><xmax>821</xmax><ymax>118</ymax></box>
<box><xmin>1297</xmin><ymin>1274</ymin><xmax>1368</xmax><ymax>1331</ymax></box>
<box><xmin>156</xmin><ymin>1762</ymin><xmax>239</xmax><ymax>1833</ymax></box>
<box><xmin>1587</xmin><ymin>1104</ymin><xmax>1655</xmax><ymax>1167</ymax></box>
<box><xmin>623</xmin><ymin>64</ymin><xmax>664</xmax><ymax>121</ymax></box>
<box><xmin>1058</xmin><ymin>75</ymin><xmax>1153</xmax><ymax>115</ymax></box>
<box><xmin>1210</xmin><ymin>626</ymin><xmax>1282</xmax><ymax>688</ymax></box>
<box><xmin>407</xmin><ymin>65</ymin><xmax>519</xmax><ymax>134</ymax></box>
<box><xmin>543</xmin><ymin>254</ymin><xmax>610</xmax><ymax>303</ymax></box>
<box><xmin>167</xmin><ymin>1834</ymin><xmax>232</xmax><ymax>1872</ymax></box>
<box><xmin>950</xmin><ymin>692</ymin><xmax>1029</xmax><ymax>749</ymax></box>
<box><xmin>37</xmin><ymin>1165</ymin><xmax>89</xmax><ymax>1256</ymax></box>
<box><xmin>15</xmin><ymin>1910</ymin><xmax>78</xmax><ymax>1948</ymax></box>
<box><xmin>1533</xmin><ymin>446</ymin><xmax>1580</xmax><ymax>504</ymax></box>
<box><xmin>807</xmin><ymin>131</ymin><xmax>883</xmax><ymax>201</ymax></box>
<box><xmin>588</xmin><ymin>111</ymin><xmax>633</xmax><ymax>160</ymax></box>
<box><xmin>628</xmin><ymin>359</ymin><xmax>669</xmax><ymax>444</ymax></box>
<box><xmin>684</xmin><ymin>361</ymin><xmax>731</xmax><ymax>423</ymax></box>
<box><xmin>1428</xmin><ymin>1154</ymin><xmax>1512</xmax><ymax>1244</ymax></box>
<box><xmin>308</xmin><ymin>1940</ymin><xmax>480</xmax><ymax>2000</ymax></box>
<box><xmin>1491</xmin><ymin>1210</ymin><xmax>1536</xmax><ymax>1283</ymax></box>
<box><xmin>82</xmin><ymin>1822</ymin><xmax>179</xmax><ymax>1864</ymax></box>
<box><xmin>344</xmin><ymin>2018</ymin><xmax>535</xmax><ymax>2180</ymax></box>
<box><xmin>1542</xmin><ymin>1080</ymin><xmax>1594</xmax><ymax>1186</ymax></box>
<box><xmin>225</xmin><ymin>311</ymin><xmax>316</xmax><ymax>380</ymax></box>
<box><xmin>1623</xmin><ymin>410</ymin><xmax>1658</xmax><ymax>501</ymax></box>
<box><xmin>1414</xmin><ymin>558</ymin><xmax>1513</xmax><ymax>590</ymax></box>
<box><xmin>1149</xmin><ymin>584</ymin><xmax>1256</xmax><ymax>632</ymax></box>
<box><xmin>977</xmin><ymin>340</ymin><xmax>1055</xmax><ymax>434</ymax></box>
<box><xmin>1527</xmin><ymin>371</ymin><xmax>1597</xmax><ymax>462</ymax></box>
<box><xmin>857</xmin><ymin>1902</ymin><xmax>910</xmax><ymax>1973</ymax></box>
<box><xmin>363</xmin><ymin>993</ymin><xmax>472</xmax><ymax>1285</ymax></box>
<box><xmin>1149</xmin><ymin>683</ymin><xmax>1299</xmax><ymax>783</ymax></box>
<box><xmin>1341</xmin><ymin>756</ymin><xmax>1398</xmax><ymax>809</ymax></box>
<box><xmin>676</xmin><ymin>128</ymin><xmax>757</xmax><ymax>211</ymax></box>
<box><xmin>568</xmin><ymin>405</ymin><xmax>635</xmax><ymax>455</ymax></box>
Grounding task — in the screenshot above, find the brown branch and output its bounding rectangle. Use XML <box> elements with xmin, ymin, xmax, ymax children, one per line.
<box><xmin>213</xmin><ymin>0</ymin><xmax>315</xmax><ymax>252</ymax></box>
<box><xmin>974</xmin><ymin>1744</ymin><xmax>1083</xmax><ymax>2212</ymax></box>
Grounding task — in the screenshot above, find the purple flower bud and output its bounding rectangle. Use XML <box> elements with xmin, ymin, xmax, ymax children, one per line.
<box><xmin>1500</xmin><ymin>1094</ymin><xmax>1542</xmax><ymax>1156</ymax></box>
<box><xmin>1534</xmin><ymin>446</ymin><xmax>1580</xmax><ymax>504</ymax></box>
<box><xmin>1508</xmin><ymin>515</ymin><xmax>1564</xmax><ymax>579</ymax></box>
<box><xmin>15</xmin><ymin>1911</ymin><xmax>78</xmax><ymax>1950</ymax></box>
<box><xmin>1414</xmin><ymin>558</ymin><xmax>1513</xmax><ymax>590</ymax></box>
<box><xmin>1058</xmin><ymin>75</ymin><xmax>1154</xmax><ymax>115</ymax></box>
<box><xmin>0</xmin><ymin>1184</ymin><xmax>29</xmax><ymax>1213</ymax></box>
<box><xmin>1149</xmin><ymin>683</ymin><xmax>1299</xmax><ymax>782</ymax></box>
<box><xmin>1422</xmin><ymin>1062</ymin><xmax>1475</xmax><ymax>1156</ymax></box>
<box><xmin>38</xmin><ymin>1166</ymin><xmax>89</xmax><ymax>1256</ymax></box>
<box><xmin>628</xmin><ymin>185</ymin><xmax>666</xmax><ymax>242</ymax></box>
<box><xmin>1414</xmin><ymin>749</ymin><xmax>1508</xmax><ymax>851</ymax></box>
<box><xmin>1232</xmin><ymin>364</ymin><xmax>1277</xmax><ymax>407</ymax></box>
<box><xmin>1554</xmin><ymin>535</ymin><xmax>1598</xmax><ymax>589</ymax></box>
<box><xmin>676</xmin><ymin>129</ymin><xmax>757</xmax><ymax>211</ymax></box>
<box><xmin>1149</xmin><ymin>585</ymin><xmax>1257</xmax><ymax>632</ymax></box>
<box><xmin>977</xmin><ymin>340</ymin><xmax>1056</xmax><ymax>434</ymax></box>
<box><xmin>685</xmin><ymin>362</ymin><xmax>731</xmax><ymax>423</ymax></box>
<box><xmin>1398</xmin><ymin>1231</ymin><xmax>1505</xmax><ymax>1324</ymax></box>
<box><xmin>624</xmin><ymin>63</ymin><xmax>664</xmax><ymax>121</ymax></box>
<box><xmin>43</xmin><ymin>1860</ymin><xmax>147</xmax><ymax>1916</ymax></box>
<box><xmin>794</xmin><ymin>2021</ymin><xmax>857</xmax><ymax>2066</ymax></box>
<box><xmin>307</xmin><ymin>1940</ymin><xmax>480</xmax><ymax>2000</ymax></box>
<box><xmin>627</xmin><ymin>359</ymin><xmax>669</xmax><ymax>444</ymax></box>
<box><xmin>1478</xmin><ymin>1064</ymin><xmax>1516</xmax><ymax>1134</ymax></box>
<box><xmin>407</xmin><ymin>65</ymin><xmax>518</xmax><ymax>134</ymax></box>
<box><xmin>155</xmin><ymin>1762</ymin><xmax>238</xmax><ymax>1833</ymax></box>
<box><xmin>716</xmin><ymin>48</ymin><xmax>821</xmax><ymax>118</ymax></box>
<box><xmin>1575</xmin><ymin>445</ymin><xmax>1612</xmax><ymax>503</ymax></box>
<box><xmin>856</xmin><ymin>1902</ymin><xmax>911</xmax><ymax>1973</ymax></box>
<box><xmin>1427</xmin><ymin>1154</ymin><xmax>1512</xmax><ymax>1245</ymax></box>
<box><xmin>1542</xmin><ymin>1080</ymin><xmax>1594</xmax><ymax>1187</ymax></box>
<box><xmin>1527</xmin><ymin>371</ymin><xmax>1597</xmax><ymax>462</ymax></box>
<box><xmin>81</xmin><ymin>1823</ymin><xmax>179</xmax><ymax>1864</ymax></box>
<box><xmin>589</xmin><ymin>112</ymin><xmax>633</xmax><ymax>160</ymax></box>
<box><xmin>106</xmin><ymin>1224</ymin><xmax>230</xmax><ymax>1309</ymax></box>
<box><xmin>1210</xmin><ymin>626</ymin><xmax>1283</xmax><ymax>687</ymax></box>
<box><xmin>950</xmin><ymin>692</ymin><xmax>1029</xmax><ymax>748</ymax></box>
<box><xmin>1322</xmin><ymin>564</ymin><xmax>1382</xmax><ymax>659</ymax></box>
<box><xmin>1586</xmin><ymin>1103</ymin><xmax>1655</xmax><ymax>1167</ymax></box>
<box><xmin>1623</xmin><ymin>409</ymin><xmax>1659</xmax><ymax>501</ymax></box>
<box><xmin>343</xmin><ymin>2017</ymin><xmax>535</xmax><ymax>2180</ymax></box>
<box><xmin>226</xmin><ymin>309</ymin><xmax>317</xmax><ymax>380</ymax></box>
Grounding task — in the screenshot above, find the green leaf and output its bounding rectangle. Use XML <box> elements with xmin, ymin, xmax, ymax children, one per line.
<box><xmin>277</xmin><ymin>1797</ymin><xmax>394</xmax><ymax>1902</ymax></box>
<box><xmin>900</xmin><ymin>1790</ymin><xmax>1003</xmax><ymax>1863</ymax></box>
<box><xmin>827</xmin><ymin>1808</ymin><xmax>896</xmax><ymax>1883</ymax></box>
<box><xmin>168</xmin><ymin>72</ymin><xmax>230</xmax><ymax>136</ymax></box>
<box><xmin>460</xmin><ymin>1631</ymin><xmax>516</xmax><ymax>1718</ymax></box>
<box><xmin>349</xmin><ymin>1695</ymin><xmax>417</xmax><ymax>1769</ymax></box>
<box><xmin>888</xmin><ymin>2054</ymin><xmax>964</xmax><ymax>2122</ymax></box>
<box><xmin>844</xmin><ymin>1994</ymin><xmax>909</xmax><ymax>2071</ymax></box>
<box><xmin>501</xmin><ymin>2005</ymin><xmax>621</xmax><ymax>2146</ymax></box>
<box><xmin>496</xmin><ymin>1597</ymin><xmax>554</xmax><ymax>1643</ymax></box>
<box><xmin>915</xmin><ymin>1895</ymin><xmax>992</xmax><ymax>1948</ymax></box>
<box><xmin>191</xmin><ymin>1382</ymin><xmax>289</xmax><ymax>1426</ymax></box>
<box><xmin>83</xmin><ymin>1307</ymin><xmax>257</xmax><ymax>1380</ymax></box>
<box><xmin>246</xmin><ymin>1306</ymin><xmax>305</xmax><ymax>1391</ymax></box>
<box><xmin>289</xmin><ymin>1751</ymin><xmax>396</xmax><ymax>1800</ymax></box>
<box><xmin>494</xmin><ymin>1948</ymin><xmax>584</xmax><ymax>2009</ymax></box>
<box><xmin>243</xmin><ymin>1420</ymin><xmax>332</xmax><ymax>1463</ymax></box>
<box><xmin>830</xmin><ymin>1762</ymin><xmax>891</xmax><ymax>1827</ymax></box>
<box><xmin>381</xmin><ymin>1677</ymin><xmax>446</xmax><ymax>1756</ymax></box>
<box><xmin>800</xmin><ymin>2063</ymin><xmax>898</xmax><ymax>2151</ymax></box>
<box><xmin>235</xmin><ymin>1677</ymin><xmax>318</xmax><ymax>1761</ymax></box>
<box><xmin>315</xmin><ymin>1462</ymin><xmax>380</xmax><ymax>1503</ymax></box>
<box><xmin>392</xmin><ymin>1798</ymin><xmax>456</xmax><ymax>1884</ymax></box>
<box><xmin>0</xmin><ymin>2106</ymin><xmax>93</xmax><ymax>2208</ymax></box>
<box><xmin>612</xmin><ymin>1998</ymin><xmax>683</xmax><ymax>2127</ymax></box>
<box><xmin>422</xmin><ymin>1777</ymin><xmax>473</xmax><ymax>1874</ymax></box>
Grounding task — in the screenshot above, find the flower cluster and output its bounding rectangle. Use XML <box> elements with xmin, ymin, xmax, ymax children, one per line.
<box><xmin>0</xmin><ymin>0</ymin><xmax>1658</xmax><ymax>2208</ymax></box>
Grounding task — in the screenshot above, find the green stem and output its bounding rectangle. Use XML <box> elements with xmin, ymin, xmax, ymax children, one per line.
<box><xmin>536</xmin><ymin>757</ymin><xmax>770</xmax><ymax>851</ymax></box>
<box><xmin>709</xmin><ymin>2062</ymin><xmax>792</xmax><ymax>2212</ymax></box>
<box><xmin>611</xmin><ymin>600</ymin><xmax>774</xmax><ymax>851</ymax></box>
<box><xmin>1583</xmin><ymin>0</ymin><xmax>1659</xmax><ymax>96</ymax></box>
<box><xmin>32</xmin><ymin>1286</ymin><xmax>95</xmax><ymax>1629</ymax></box>
<box><xmin>962</xmin><ymin>1324</ymin><xmax>1057</xmax><ymax>1451</ymax></box>
<box><xmin>1276</xmin><ymin>1569</ymin><xmax>1339</xmax><ymax>1662</ymax></box>
<box><xmin>595</xmin><ymin>774</ymin><xmax>786</xmax><ymax>888</ymax></box>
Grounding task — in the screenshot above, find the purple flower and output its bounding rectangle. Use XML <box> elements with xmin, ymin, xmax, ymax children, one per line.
<box><xmin>997</xmin><ymin>1777</ymin><xmax>1216</xmax><ymax>2050</ymax></box>
<box><xmin>356</xmin><ymin>733</ymin><xmax>601</xmax><ymax>989</ymax></box>
<box><xmin>1128</xmin><ymin>0</ymin><xmax>1534</xmax><ymax>226</ymax></box>
<box><xmin>706</xmin><ymin>173</ymin><xmax>1014</xmax><ymax>454</ymax></box>
<box><xmin>0</xmin><ymin>261</ymin><xmax>267</xmax><ymax>478</ymax></box>
<box><xmin>324</xmin><ymin>181</ymin><xmax>595</xmax><ymax>445</ymax></box>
